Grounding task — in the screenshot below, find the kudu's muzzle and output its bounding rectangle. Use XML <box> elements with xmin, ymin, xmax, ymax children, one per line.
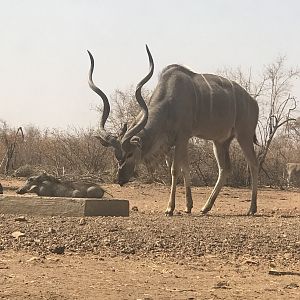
<box><xmin>117</xmin><ymin>169</ymin><xmax>131</xmax><ymax>187</ymax></box>
<box><xmin>117</xmin><ymin>177</ymin><xmax>129</xmax><ymax>187</ymax></box>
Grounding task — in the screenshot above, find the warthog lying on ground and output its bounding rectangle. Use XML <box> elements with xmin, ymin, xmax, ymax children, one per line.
<box><xmin>16</xmin><ymin>173</ymin><xmax>105</xmax><ymax>198</ymax></box>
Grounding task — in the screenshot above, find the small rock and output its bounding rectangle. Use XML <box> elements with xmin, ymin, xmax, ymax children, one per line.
<box><xmin>14</xmin><ymin>216</ymin><xmax>27</xmax><ymax>222</ymax></box>
<box><xmin>46</xmin><ymin>257</ymin><xmax>60</xmax><ymax>262</ymax></box>
<box><xmin>48</xmin><ymin>227</ymin><xmax>56</xmax><ymax>234</ymax></box>
<box><xmin>12</xmin><ymin>231</ymin><xmax>25</xmax><ymax>239</ymax></box>
<box><xmin>121</xmin><ymin>247</ymin><xmax>136</xmax><ymax>255</ymax></box>
<box><xmin>242</xmin><ymin>259</ymin><xmax>259</xmax><ymax>265</ymax></box>
<box><xmin>213</xmin><ymin>281</ymin><xmax>231</xmax><ymax>289</ymax></box>
<box><xmin>109</xmin><ymin>227</ymin><xmax>119</xmax><ymax>232</ymax></box>
<box><xmin>79</xmin><ymin>218</ymin><xmax>86</xmax><ymax>225</ymax></box>
<box><xmin>0</xmin><ymin>262</ymin><xmax>8</xmax><ymax>269</ymax></box>
<box><xmin>131</xmin><ymin>206</ymin><xmax>139</xmax><ymax>212</ymax></box>
<box><xmin>103</xmin><ymin>238</ymin><xmax>111</xmax><ymax>246</ymax></box>
<box><xmin>50</xmin><ymin>245</ymin><xmax>65</xmax><ymax>255</ymax></box>
<box><xmin>283</xmin><ymin>253</ymin><xmax>292</xmax><ymax>260</ymax></box>
<box><xmin>26</xmin><ymin>256</ymin><xmax>44</xmax><ymax>263</ymax></box>
<box><xmin>284</xmin><ymin>283</ymin><xmax>299</xmax><ymax>289</ymax></box>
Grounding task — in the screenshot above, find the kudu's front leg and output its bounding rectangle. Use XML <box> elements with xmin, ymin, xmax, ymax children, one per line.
<box><xmin>181</xmin><ymin>158</ymin><xmax>193</xmax><ymax>214</ymax></box>
<box><xmin>165</xmin><ymin>140</ymin><xmax>192</xmax><ymax>216</ymax></box>
<box><xmin>165</xmin><ymin>160</ymin><xmax>178</xmax><ymax>216</ymax></box>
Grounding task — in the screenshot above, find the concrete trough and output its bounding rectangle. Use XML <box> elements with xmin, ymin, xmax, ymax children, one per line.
<box><xmin>0</xmin><ymin>195</ymin><xmax>129</xmax><ymax>217</ymax></box>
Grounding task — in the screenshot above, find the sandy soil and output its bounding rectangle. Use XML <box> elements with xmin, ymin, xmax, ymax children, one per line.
<box><xmin>0</xmin><ymin>177</ymin><xmax>299</xmax><ymax>299</ymax></box>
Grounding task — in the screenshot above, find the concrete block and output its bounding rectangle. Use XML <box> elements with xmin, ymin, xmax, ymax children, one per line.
<box><xmin>0</xmin><ymin>195</ymin><xmax>129</xmax><ymax>217</ymax></box>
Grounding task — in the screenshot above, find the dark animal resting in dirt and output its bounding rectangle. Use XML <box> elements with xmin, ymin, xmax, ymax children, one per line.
<box><xmin>16</xmin><ymin>173</ymin><xmax>105</xmax><ymax>198</ymax></box>
<box><xmin>0</xmin><ymin>183</ymin><xmax>3</xmax><ymax>194</ymax></box>
<box><xmin>286</xmin><ymin>162</ymin><xmax>300</xmax><ymax>187</ymax></box>
<box><xmin>88</xmin><ymin>46</ymin><xmax>259</xmax><ymax>216</ymax></box>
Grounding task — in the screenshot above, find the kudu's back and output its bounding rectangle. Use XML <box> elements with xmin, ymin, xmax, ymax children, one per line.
<box><xmin>148</xmin><ymin>65</ymin><xmax>258</xmax><ymax>143</ymax></box>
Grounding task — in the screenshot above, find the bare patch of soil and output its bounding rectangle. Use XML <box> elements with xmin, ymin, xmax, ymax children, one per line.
<box><xmin>0</xmin><ymin>178</ymin><xmax>299</xmax><ymax>299</ymax></box>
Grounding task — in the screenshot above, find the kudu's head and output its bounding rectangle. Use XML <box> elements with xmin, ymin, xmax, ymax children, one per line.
<box><xmin>87</xmin><ymin>46</ymin><xmax>154</xmax><ymax>186</ymax></box>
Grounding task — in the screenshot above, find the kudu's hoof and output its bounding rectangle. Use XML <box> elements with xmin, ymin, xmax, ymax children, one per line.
<box><xmin>184</xmin><ymin>207</ymin><xmax>192</xmax><ymax>214</ymax></box>
<box><xmin>247</xmin><ymin>209</ymin><xmax>257</xmax><ymax>216</ymax></box>
<box><xmin>200</xmin><ymin>208</ymin><xmax>210</xmax><ymax>215</ymax></box>
<box><xmin>165</xmin><ymin>210</ymin><xmax>174</xmax><ymax>217</ymax></box>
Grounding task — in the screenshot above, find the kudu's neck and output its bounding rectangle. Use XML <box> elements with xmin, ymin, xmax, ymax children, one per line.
<box><xmin>138</xmin><ymin>114</ymin><xmax>171</xmax><ymax>160</ymax></box>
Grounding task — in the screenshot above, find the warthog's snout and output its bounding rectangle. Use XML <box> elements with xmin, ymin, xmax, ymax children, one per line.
<box><xmin>16</xmin><ymin>188</ymin><xmax>26</xmax><ymax>194</ymax></box>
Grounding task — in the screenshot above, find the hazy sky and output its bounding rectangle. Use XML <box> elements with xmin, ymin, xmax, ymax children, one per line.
<box><xmin>1</xmin><ymin>0</ymin><xmax>300</xmax><ymax>130</ymax></box>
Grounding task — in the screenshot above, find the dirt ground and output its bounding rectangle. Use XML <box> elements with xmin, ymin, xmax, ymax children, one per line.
<box><xmin>0</xmin><ymin>177</ymin><xmax>299</xmax><ymax>300</ymax></box>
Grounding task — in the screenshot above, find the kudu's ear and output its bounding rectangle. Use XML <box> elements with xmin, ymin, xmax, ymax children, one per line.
<box><xmin>119</xmin><ymin>123</ymin><xmax>128</xmax><ymax>138</ymax></box>
<box><xmin>130</xmin><ymin>136</ymin><xmax>142</xmax><ymax>149</ymax></box>
<box><xmin>95</xmin><ymin>134</ymin><xmax>122</xmax><ymax>161</ymax></box>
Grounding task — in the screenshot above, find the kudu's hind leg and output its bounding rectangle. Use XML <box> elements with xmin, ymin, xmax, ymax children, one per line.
<box><xmin>237</xmin><ymin>136</ymin><xmax>258</xmax><ymax>215</ymax></box>
<box><xmin>201</xmin><ymin>139</ymin><xmax>232</xmax><ymax>214</ymax></box>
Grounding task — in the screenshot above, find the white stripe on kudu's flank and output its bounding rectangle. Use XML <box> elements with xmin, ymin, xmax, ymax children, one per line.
<box><xmin>225</xmin><ymin>77</ymin><xmax>236</xmax><ymax>117</ymax></box>
<box><xmin>217</xmin><ymin>75</ymin><xmax>224</xmax><ymax>87</ymax></box>
<box><xmin>201</xmin><ymin>74</ymin><xmax>213</xmax><ymax>115</ymax></box>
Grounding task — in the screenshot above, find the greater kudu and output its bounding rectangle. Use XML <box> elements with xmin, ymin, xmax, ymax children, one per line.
<box><xmin>286</xmin><ymin>163</ymin><xmax>300</xmax><ymax>187</ymax></box>
<box><xmin>88</xmin><ymin>46</ymin><xmax>259</xmax><ymax>215</ymax></box>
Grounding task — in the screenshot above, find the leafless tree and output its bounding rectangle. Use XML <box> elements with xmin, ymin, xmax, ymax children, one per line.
<box><xmin>256</xmin><ymin>56</ymin><xmax>299</xmax><ymax>173</ymax></box>
<box><xmin>220</xmin><ymin>56</ymin><xmax>299</xmax><ymax>183</ymax></box>
<box><xmin>0</xmin><ymin>120</ymin><xmax>24</xmax><ymax>175</ymax></box>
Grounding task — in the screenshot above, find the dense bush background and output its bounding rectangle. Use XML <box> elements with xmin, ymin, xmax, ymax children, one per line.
<box><xmin>0</xmin><ymin>118</ymin><xmax>299</xmax><ymax>188</ymax></box>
